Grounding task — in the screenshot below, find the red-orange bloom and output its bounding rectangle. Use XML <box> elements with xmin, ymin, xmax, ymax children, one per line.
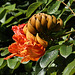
<box><xmin>4</xmin><ymin>24</ymin><xmax>45</xmax><ymax>63</ymax></box>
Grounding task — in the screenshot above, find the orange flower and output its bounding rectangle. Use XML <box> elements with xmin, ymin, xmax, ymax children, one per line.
<box><xmin>4</xmin><ymin>24</ymin><xmax>45</xmax><ymax>63</ymax></box>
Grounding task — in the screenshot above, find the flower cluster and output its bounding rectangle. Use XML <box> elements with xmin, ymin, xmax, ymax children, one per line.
<box><xmin>4</xmin><ymin>24</ymin><xmax>45</xmax><ymax>63</ymax></box>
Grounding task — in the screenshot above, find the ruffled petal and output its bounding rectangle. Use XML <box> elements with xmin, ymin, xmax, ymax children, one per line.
<box><xmin>4</xmin><ymin>24</ymin><xmax>46</xmax><ymax>62</ymax></box>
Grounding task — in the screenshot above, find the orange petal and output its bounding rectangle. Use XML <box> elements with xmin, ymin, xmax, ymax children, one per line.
<box><xmin>21</xmin><ymin>55</ymin><xmax>30</xmax><ymax>63</ymax></box>
<box><xmin>4</xmin><ymin>53</ymin><xmax>17</xmax><ymax>60</ymax></box>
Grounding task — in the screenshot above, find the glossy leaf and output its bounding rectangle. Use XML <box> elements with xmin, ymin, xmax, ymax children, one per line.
<box><xmin>40</xmin><ymin>50</ymin><xmax>58</xmax><ymax>68</ymax></box>
<box><xmin>24</xmin><ymin>62</ymin><xmax>32</xmax><ymax>72</ymax></box>
<box><xmin>0</xmin><ymin>47</ymin><xmax>8</xmax><ymax>51</ymax></box>
<box><xmin>37</xmin><ymin>69</ymin><xmax>46</xmax><ymax>75</ymax></box>
<box><xmin>7</xmin><ymin>58</ymin><xmax>18</xmax><ymax>69</ymax></box>
<box><xmin>1</xmin><ymin>49</ymin><xmax>9</xmax><ymax>56</ymax></box>
<box><xmin>47</xmin><ymin>1</ymin><xmax>61</xmax><ymax>14</ymax></box>
<box><xmin>38</xmin><ymin>0</ymin><xmax>53</xmax><ymax>13</ymax></box>
<box><xmin>64</xmin><ymin>14</ymin><xmax>74</xmax><ymax>25</ymax></box>
<box><xmin>0</xmin><ymin>58</ymin><xmax>4</xmax><ymax>66</ymax></box>
<box><xmin>51</xmin><ymin>72</ymin><xmax>57</xmax><ymax>75</ymax></box>
<box><xmin>60</xmin><ymin>45</ymin><xmax>72</xmax><ymax>58</ymax></box>
<box><xmin>58</xmin><ymin>0</ymin><xmax>74</xmax><ymax>18</ymax></box>
<box><xmin>69</xmin><ymin>68</ymin><xmax>75</xmax><ymax>75</ymax></box>
<box><xmin>46</xmin><ymin>0</ymin><xmax>53</xmax><ymax>6</ymax></box>
<box><xmin>69</xmin><ymin>0</ymin><xmax>74</xmax><ymax>5</ymax></box>
<box><xmin>72</xmin><ymin>51</ymin><xmax>75</xmax><ymax>54</ymax></box>
<box><xmin>0</xmin><ymin>61</ymin><xmax>7</xmax><ymax>69</ymax></box>
<box><xmin>0</xmin><ymin>13</ymin><xmax>7</xmax><ymax>23</ymax></box>
<box><xmin>5</xmin><ymin>16</ymin><xmax>14</xmax><ymax>24</ymax></box>
<box><xmin>73</xmin><ymin>40</ymin><xmax>75</xmax><ymax>45</ymax></box>
<box><xmin>0</xmin><ymin>8</ymin><xmax>5</xmax><ymax>14</ymax></box>
<box><xmin>37</xmin><ymin>0</ymin><xmax>47</xmax><ymax>3</ymax></box>
<box><xmin>35</xmin><ymin>59</ymin><xmax>42</xmax><ymax>75</ymax></box>
<box><xmin>48</xmin><ymin>45</ymin><xmax>61</xmax><ymax>51</ymax></box>
<box><xmin>14</xmin><ymin>61</ymin><xmax>20</xmax><ymax>70</ymax></box>
<box><xmin>26</xmin><ymin>2</ymin><xmax>42</xmax><ymax>17</ymax></box>
<box><xmin>1</xmin><ymin>11</ymin><xmax>24</xmax><ymax>26</ymax></box>
<box><xmin>6</xmin><ymin>21</ymin><xmax>18</xmax><ymax>28</ymax></box>
<box><xmin>59</xmin><ymin>41</ymin><xmax>65</xmax><ymax>45</ymax></box>
<box><xmin>0</xmin><ymin>9</ymin><xmax>7</xmax><ymax>20</ymax></box>
<box><xmin>5</xmin><ymin>4</ymin><xmax>16</xmax><ymax>10</ymax></box>
<box><xmin>63</xmin><ymin>60</ymin><xmax>75</xmax><ymax>75</ymax></box>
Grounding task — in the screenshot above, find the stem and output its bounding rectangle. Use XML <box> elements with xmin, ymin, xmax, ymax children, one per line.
<box><xmin>57</xmin><ymin>0</ymin><xmax>75</xmax><ymax>16</ymax></box>
<box><xmin>62</xmin><ymin>1</ymin><xmax>75</xmax><ymax>16</ymax></box>
<box><xmin>55</xmin><ymin>30</ymin><xmax>75</xmax><ymax>40</ymax></box>
<box><xmin>65</xmin><ymin>30</ymin><xmax>75</xmax><ymax>34</ymax></box>
<box><xmin>65</xmin><ymin>33</ymin><xmax>71</xmax><ymax>42</ymax></box>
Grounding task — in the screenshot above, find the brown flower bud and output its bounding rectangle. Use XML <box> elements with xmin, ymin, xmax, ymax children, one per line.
<box><xmin>30</xmin><ymin>15</ymin><xmax>36</xmax><ymax>27</ymax></box>
<box><xmin>26</xmin><ymin>30</ymin><xmax>36</xmax><ymax>41</ymax></box>
<box><xmin>35</xmin><ymin>18</ymin><xmax>43</xmax><ymax>32</ymax></box>
<box><xmin>47</xmin><ymin>15</ymin><xmax>53</xmax><ymax>30</ymax></box>
<box><xmin>28</xmin><ymin>21</ymin><xmax>36</xmax><ymax>34</ymax></box>
<box><xmin>36</xmin><ymin>33</ymin><xmax>48</xmax><ymax>47</ymax></box>
<box><xmin>25</xmin><ymin>13</ymin><xmax>63</xmax><ymax>47</ymax></box>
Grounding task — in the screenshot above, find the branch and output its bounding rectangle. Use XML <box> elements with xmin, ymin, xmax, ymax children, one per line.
<box><xmin>61</xmin><ymin>1</ymin><xmax>75</xmax><ymax>16</ymax></box>
<box><xmin>57</xmin><ymin>0</ymin><xmax>75</xmax><ymax>16</ymax></box>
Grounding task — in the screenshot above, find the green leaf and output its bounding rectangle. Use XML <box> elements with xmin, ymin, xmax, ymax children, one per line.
<box><xmin>0</xmin><ymin>9</ymin><xmax>7</xmax><ymax>23</ymax></box>
<box><xmin>0</xmin><ymin>8</ymin><xmax>5</xmax><ymax>14</ymax></box>
<box><xmin>51</xmin><ymin>72</ymin><xmax>57</xmax><ymax>75</ymax></box>
<box><xmin>5</xmin><ymin>4</ymin><xmax>16</xmax><ymax>11</ymax></box>
<box><xmin>0</xmin><ymin>47</ymin><xmax>8</xmax><ymax>51</ymax></box>
<box><xmin>1</xmin><ymin>11</ymin><xmax>24</xmax><ymax>26</ymax></box>
<box><xmin>71</xmin><ymin>27</ymin><xmax>74</xmax><ymax>31</ymax></box>
<box><xmin>35</xmin><ymin>59</ymin><xmax>42</xmax><ymax>75</ymax></box>
<box><xmin>62</xmin><ymin>35</ymin><xmax>69</xmax><ymax>41</ymax></box>
<box><xmin>0</xmin><ymin>13</ymin><xmax>7</xmax><ymax>23</ymax></box>
<box><xmin>63</xmin><ymin>60</ymin><xmax>75</xmax><ymax>75</ymax></box>
<box><xmin>40</xmin><ymin>50</ymin><xmax>58</xmax><ymax>68</ymax></box>
<box><xmin>69</xmin><ymin>68</ymin><xmax>75</xmax><ymax>75</ymax></box>
<box><xmin>0</xmin><ymin>58</ymin><xmax>4</xmax><ymax>66</ymax></box>
<box><xmin>15</xmin><ymin>12</ymin><xmax>23</xmax><ymax>17</ymax></box>
<box><xmin>14</xmin><ymin>61</ymin><xmax>20</xmax><ymax>70</ymax></box>
<box><xmin>39</xmin><ymin>0</ymin><xmax>53</xmax><ymax>13</ymax></box>
<box><xmin>17</xmin><ymin>9</ymin><xmax>27</xmax><ymax>14</ymax></box>
<box><xmin>58</xmin><ymin>0</ymin><xmax>74</xmax><ymax>18</ymax></box>
<box><xmin>58</xmin><ymin>8</ymin><xmax>66</xmax><ymax>18</ymax></box>
<box><xmin>37</xmin><ymin>69</ymin><xmax>46</xmax><ymax>75</ymax></box>
<box><xmin>59</xmin><ymin>41</ymin><xmax>65</xmax><ymax>45</ymax></box>
<box><xmin>49</xmin><ymin>45</ymin><xmax>61</xmax><ymax>51</ymax></box>
<box><xmin>0</xmin><ymin>61</ymin><xmax>7</xmax><ymax>69</ymax></box>
<box><xmin>73</xmin><ymin>40</ymin><xmax>75</xmax><ymax>45</ymax></box>
<box><xmin>1</xmin><ymin>49</ymin><xmax>9</xmax><ymax>56</ymax></box>
<box><xmin>72</xmin><ymin>51</ymin><xmax>75</xmax><ymax>54</ymax></box>
<box><xmin>26</xmin><ymin>2</ymin><xmax>43</xmax><ymax>17</ymax></box>
<box><xmin>24</xmin><ymin>62</ymin><xmax>32</xmax><ymax>72</ymax></box>
<box><xmin>37</xmin><ymin>0</ymin><xmax>47</xmax><ymax>3</ymax></box>
<box><xmin>47</xmin><ymin>1</ymin><xmax>61</xmax><ymax>14</ymax></box>
<box><xmin>7</xmin><ymin>58</ymin><xmax>18</xmax><ymax>69</ymax></box>
<box><xmin>1</xmin><ymin>16</ymin><xmax>14</xmax><ymax>26</ymax></box>
<box><xmin>60</xmin><ymin>45</ymin><xmax>72</xmax><ymax>58</ymax></box>
<box><xmin>0</xmin><ymin>9</ymin><xmax>7</xmax><ymax>20</ymax></box>
<box><xmin>69</xmin><ymin>0</ymin><xmax>74</xmax><ymax>5</ymax></box>
<box><xmin>6</xmin><ymin>21</ymin><xmax>18</xmax><ymax>28</ymax></box>
<box><xmin>64</xmin><ymin>14</ymin><xmax>74</xmax><ymax>25</ymax></box>
<box><xmin>46</xmin><ymin>0</ymin><xmax>53</xmax><ymax>6</ymax></box>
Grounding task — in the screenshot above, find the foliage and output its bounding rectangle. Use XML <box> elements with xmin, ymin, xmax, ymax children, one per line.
<box><xmin>0</xmin><ymin>0</ymin><xmax>75</xmax><ymax>75</ymax></box>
